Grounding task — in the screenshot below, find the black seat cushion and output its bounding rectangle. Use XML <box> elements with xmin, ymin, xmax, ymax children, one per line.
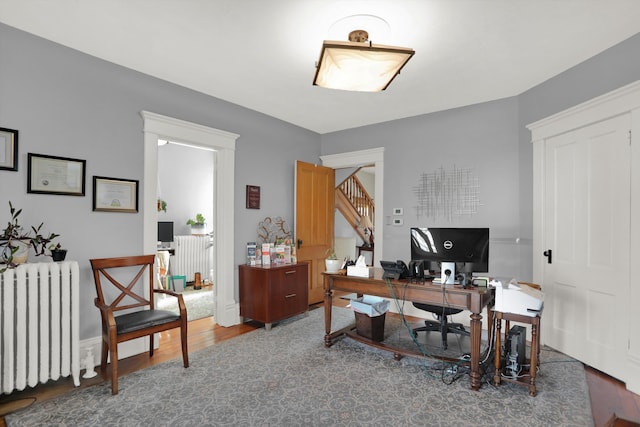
<box><xmin>115</xmin><ymin>309</ymin><xmax>181</xmax><ymax>335</ymax></box>
<box><xmin>413</xmin><ymin>302</ymin><xmax>462</xmax><ymax>317</ymax></box>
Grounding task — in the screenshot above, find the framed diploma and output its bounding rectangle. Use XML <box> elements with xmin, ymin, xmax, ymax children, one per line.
<box><xmin>27</xmin><ymin>153</ymin><xmax>86</xmax><ymax>196</ymax></box>
<box><xmin>93</xmin><ymin>176</ymin><xmax>139</xmax><ymax>213</ymax></box>
<box><xmin>0</xmin><ymin>127</ymin><xmax>18</xmax><ymax>171</ymax></box>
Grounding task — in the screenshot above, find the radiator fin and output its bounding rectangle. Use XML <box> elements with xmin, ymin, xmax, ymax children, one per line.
<box><xmin>173</xmin><ymin>235</ymin><xmax>212</xmax><ymax>282</ymax></box>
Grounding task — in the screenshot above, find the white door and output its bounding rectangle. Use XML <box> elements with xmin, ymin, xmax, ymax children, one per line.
<box><xmin>543</xmin><ymin>114</ymin><xmax>630</xmax><ymax>380</ymax></box>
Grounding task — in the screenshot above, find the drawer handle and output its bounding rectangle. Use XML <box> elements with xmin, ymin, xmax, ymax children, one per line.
<box><xmin>285</xmin><ymin>293</ymin><xmax>297</xmax><ymax>298</ymax></box>
<box><xmin>285</xmin><ymin>270</ymin><xmax>296</xmax><ymax>275</ymax></box>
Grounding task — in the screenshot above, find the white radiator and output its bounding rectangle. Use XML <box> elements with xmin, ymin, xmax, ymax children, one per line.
<box><xmin>173</xmin><ymin>235</ymin><xmax>212</xmax><ymax>282</ymax></box>
<box><xmin>1</xmin><ymin>261</ymin><xmax>80</xmax><ymax>394</ymax></box>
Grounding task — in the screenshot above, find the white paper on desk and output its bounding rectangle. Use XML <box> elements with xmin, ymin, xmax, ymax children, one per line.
<box><xmin>355</xmin><ymin>255</ymin><xmax>367</xmax><ymax>267</ymax></box>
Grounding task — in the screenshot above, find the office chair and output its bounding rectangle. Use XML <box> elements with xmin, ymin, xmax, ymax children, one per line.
<box><xmin>412</xmin><ymin>303</ymin><xmax>470</xmax><ymax>350</ymax></box>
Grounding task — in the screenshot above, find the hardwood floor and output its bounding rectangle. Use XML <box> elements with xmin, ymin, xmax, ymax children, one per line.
<box><xmin>1</xmin><ymin>308</ymin><xmax>639</xmax><ymax>427</ymax></box>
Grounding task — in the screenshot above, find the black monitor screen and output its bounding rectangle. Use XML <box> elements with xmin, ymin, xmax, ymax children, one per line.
<box><xmin>410</xmin><ymin>227</ymin><xmax>489</xmax><ymax>272</ymax></box>
<box><xmin>158</xmin><ymin>221</ymin><xmax>174</xmax><ymax>244</ymax></box>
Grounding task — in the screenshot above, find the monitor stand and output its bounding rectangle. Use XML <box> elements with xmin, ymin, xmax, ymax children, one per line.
<box><xmin>441</xmin><ymin>262</ymin><xmax>456</xmax><ymax>285</ymax></box>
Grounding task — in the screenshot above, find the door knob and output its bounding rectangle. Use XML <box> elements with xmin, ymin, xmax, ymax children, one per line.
<box><xmin>543</xmin><ymin>249</ymin><xmax>552</xmax><ymax>264</ymax></box>
<box><xmin>297</xmin><ymin>239</ymin><xmax>303</xmax><ymax>249</ymax></box>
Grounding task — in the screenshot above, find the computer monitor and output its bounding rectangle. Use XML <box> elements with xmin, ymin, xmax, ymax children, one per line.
<box><xmin>410</xmin><ymin>227</ymin><xmax>489</xmax><ymax>284</ymax></box>
<box><xmin>157</xmin><ymin>221</ymin><xmax>174</xmax><ymax>245</ymax></box>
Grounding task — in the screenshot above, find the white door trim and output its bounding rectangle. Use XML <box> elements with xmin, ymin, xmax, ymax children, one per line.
<box><xmin>141</xmin><ymin>111</ymin><xmax>240</xmax><ymax>327</ymax></box>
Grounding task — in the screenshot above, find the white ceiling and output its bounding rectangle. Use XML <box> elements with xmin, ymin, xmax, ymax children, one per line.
<box><xmin>2</xmin><ymin>0</ymin><xmax>640</xmax><ymax>134</ymax></box>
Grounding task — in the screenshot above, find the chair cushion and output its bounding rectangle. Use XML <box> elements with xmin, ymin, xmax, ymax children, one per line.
<box><xmin>115</xmin><ymin>309</ymin><xmax>181</xmax><ymax>335</ymax></box>
<box><xmin>413</xmin><ymin>302</ymin><xmax>462</xmax><ymax>316</ymax></box>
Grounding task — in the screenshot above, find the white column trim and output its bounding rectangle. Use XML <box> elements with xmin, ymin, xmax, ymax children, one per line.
<box><xmin>141</xmin><ymin>111</ymin><xmax>240</xmax><ymax>327</ymax></box>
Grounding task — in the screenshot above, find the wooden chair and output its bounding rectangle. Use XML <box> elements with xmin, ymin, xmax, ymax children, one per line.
<box><xmin>90</xmin><ymin>254</ymin><xmax>189</xmax><ymax>394</ymax></box>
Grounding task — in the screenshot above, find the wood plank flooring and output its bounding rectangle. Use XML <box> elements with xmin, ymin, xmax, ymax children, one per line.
<box><xmin>1</xmin><ymin>307</ymin><xmax>639</xmax><ymax>427</ymax></box>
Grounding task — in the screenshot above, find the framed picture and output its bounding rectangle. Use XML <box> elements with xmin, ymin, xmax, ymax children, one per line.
<box><xmin>246</xmin><ymin>185</ymin><xmax>260</xmax><ymax>209</ymax></box>
<box><xmin>168</xmin><ymin>275</ymin><xmax>186</xmax><ymax>293</ymax></box>
<box><xmin>0</xmin><ymin>127</ymin><xmax>18</xmax><ymax>171</ymax></box>
<box><xmin>93</xmin><ymin>176</ymin><xmax>139</xmax><ymax>212</ymax></box>
<box><xmin>28</xmin><ymin>153</ymin><xmax>86</xmax><ymax>195</ymax></box>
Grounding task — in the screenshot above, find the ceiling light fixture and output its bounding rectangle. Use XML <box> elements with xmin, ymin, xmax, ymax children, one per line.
<box><xmin>313</xmin><ymin>29</ymin><xmax>415</xmax><ymax>92</ymax></box>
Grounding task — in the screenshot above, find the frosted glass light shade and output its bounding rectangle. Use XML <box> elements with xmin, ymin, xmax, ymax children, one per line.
<box><xmin>313</xmin><ymin>40</ymin><xmax>414</xmax><ymax>92</ymax></box>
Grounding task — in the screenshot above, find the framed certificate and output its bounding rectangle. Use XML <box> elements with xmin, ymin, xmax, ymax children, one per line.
<box><xmin>92</xmin><ymin>176</ymin><xmax>139</xmax><ymax>212</ymax></box>
<box><xmin>27</xmin><ymin>153</ymin><xmax>86</xmax><ymax>196</ymax></box>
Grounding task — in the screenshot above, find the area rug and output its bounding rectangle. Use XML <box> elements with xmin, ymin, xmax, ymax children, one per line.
<box><xmin>156</xmin><ymin>286</ymin><xmax>214</xmax><ymax>321</ymax></box>
<box><xmin>6</xmin><ymin>308</ymin><xmax>592</xmax><ymax>427</ymax></box>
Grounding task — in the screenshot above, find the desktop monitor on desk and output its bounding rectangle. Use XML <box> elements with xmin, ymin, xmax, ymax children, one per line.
<box><xmin>157</xmin><ymin>221</ymin><xmax>174</xmax><ymax>247</ymax></box>
<box><xmin>410</xmin><ymin>227</ymin><xmax>489</xmax><ymax>286</ymax></box>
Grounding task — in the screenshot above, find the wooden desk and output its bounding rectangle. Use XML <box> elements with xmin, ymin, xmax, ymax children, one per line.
<box><xmin>323</xmin><ymin>269</ymin><xmax>494</xmax><ymax>391</ymax></box>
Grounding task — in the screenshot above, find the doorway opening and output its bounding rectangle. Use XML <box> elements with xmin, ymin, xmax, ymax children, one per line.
<box><xmin>141</xmin><ymin>111</ymin><xmax>240</xmax><ymax>327</ymax></box>
<box><xmin>156</xmin><ymin>140</ymin><xmax>215</xmax><ymax>322</ymax></box>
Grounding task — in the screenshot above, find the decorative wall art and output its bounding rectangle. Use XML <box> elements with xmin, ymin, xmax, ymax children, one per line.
<box><xmin>0</xmin><ymin>127</ymin><xmax>18</xmax><ymax>171</ymax></box>
<box><xmin>27</xmin><ymin>153</ymin><xmax>86</xmax><ymax>196</ymax></box>
<box><xmin>413</xmin><ymin>165</ymin><xmax>480</xmax><ymax>221</ymax></box>
<box><xmin>257</xmin><ymin>216</ymin><xmax>292</xmax><ymax>244</ymax></box>
<box><xmin>93</xmin><ymin>176</ymin><xmax>139</xmax><ymax>213</ymax></box>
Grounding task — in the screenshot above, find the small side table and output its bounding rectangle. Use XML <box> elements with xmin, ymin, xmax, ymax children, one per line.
<box><xmin>493</xmin><ymin>310</ymin><xmax>542</xmax><ymax>396</ymax></box>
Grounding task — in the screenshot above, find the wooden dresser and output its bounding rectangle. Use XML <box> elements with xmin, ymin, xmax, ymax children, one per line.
<box><xmin>239</xmin><ymin>262</ymin><xmax>309</xmax><ymax>330</ymax></box>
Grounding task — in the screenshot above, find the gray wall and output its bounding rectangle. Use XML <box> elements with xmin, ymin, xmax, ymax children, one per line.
<box><xmin>158</xmin><ymin>143</ymin><xmax>214</xmax><ymax>237</ymax></box>
<box><xmin>322</xmin><ymin>98</ymin><xmax>522</xmax><ymax>277</ymax></box>
<box><xmin>0</xmin><ymin>23</ymin><xmax>320</xmax><ymax>340</ymax></box>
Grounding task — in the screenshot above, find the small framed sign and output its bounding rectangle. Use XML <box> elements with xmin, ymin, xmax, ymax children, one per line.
<box><xmin>246</xmin><ymin>185</ymin><xmax>260</xmax><ymax>209</ymax></box>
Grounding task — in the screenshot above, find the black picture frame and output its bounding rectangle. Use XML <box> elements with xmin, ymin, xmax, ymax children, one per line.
<box><xmin>0</xmin><ymin>127</ymin><xmax>18</xmax><ymax>171</ymax></box>
<box><xmin>27</xmin><ymin>153</ymin><xmax>86</xmax><ymax>196</ymax></box>
<box><xmin>93</xmin><ymin>176</ymin><xmax>139</xmax><ymax>213</ymax></box>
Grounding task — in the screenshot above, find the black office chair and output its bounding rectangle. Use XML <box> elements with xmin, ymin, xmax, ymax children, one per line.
<box><xmin>412</xmin><ymin>303</ymin><xmax>469</xmax><ymax>350</ymax></box>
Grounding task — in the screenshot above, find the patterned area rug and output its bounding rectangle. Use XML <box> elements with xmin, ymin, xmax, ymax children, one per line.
<box><xmin>6</xmin><ymin>307</ymin><xmax>592</xmax><ymax>426</ymax></box>
<box><xmin>156</xmin><ymin>285</ymin><xmax>213</xmax><ymax>321</ymax></box>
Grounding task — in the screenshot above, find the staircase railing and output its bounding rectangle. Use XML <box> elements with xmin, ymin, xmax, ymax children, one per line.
<box><xmin>335</xmin><ymin>171</ymin><xmax>374</xmax><ymax>243</ymax></box>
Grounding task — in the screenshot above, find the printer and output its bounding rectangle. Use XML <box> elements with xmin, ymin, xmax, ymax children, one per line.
<box><xmin>493</xmin><ymin>280</ymin><xmax>544</xmax><ymax>317</ymax></box>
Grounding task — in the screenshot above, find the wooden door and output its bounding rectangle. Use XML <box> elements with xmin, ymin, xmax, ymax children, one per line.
<box><xmin>542</xmin><ymin>114</ymin><xmax>630</xmax><ymax>380</ymax></box>
<box><xmin>295</xmin><ymin>161</ymin><xmax>335</xmax><ymax>304</ymax></box>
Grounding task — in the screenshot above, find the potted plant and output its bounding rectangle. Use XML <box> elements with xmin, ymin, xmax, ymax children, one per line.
<box><xmin>49</xmin><ymin>243</ymin><xmax>67</xmax><ymax>262</ymax></box>
<box><xmin>186</xmin><ymin>213</ymin><xmax>206</xmax><ymax>235</ymax></box>
<box><xmin>1</xmin><ymin>201</ymin><xmax>59</xmax><ymax>271</ymax></box>
<box><xmin>325</xmin><ymin>248</ymin><xmax>341</xmax><ymax>273</ymax></box>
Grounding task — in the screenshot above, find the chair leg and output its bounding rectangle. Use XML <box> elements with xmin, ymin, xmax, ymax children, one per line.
<box><xmin>181</xmin><ymin>323</ymin><xmax>189</xmax><ymax>368</ymax></box>
<box><xmin>100</xmin><ymin>339</ymin><xmax>108</xmax><ymax>377</ymax></box>
<box><xmin>149</xmin><ymin>333</ymin><xmax>155</xmax><ymax>357</ymax></box>
<box><xmin>109</xmin><ymin>338</ymin><xmax>119</xmax><ymax>395</ymax></box>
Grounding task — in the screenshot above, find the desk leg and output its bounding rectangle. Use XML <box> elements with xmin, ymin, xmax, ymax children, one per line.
<box><xmin>493</xmin><ymin>316</ymin><xmax>502</xmax><ymax>387</ymax></box>
<box><xmin>469</xmin><ymin>311</ymin><xmax>482</xmax><ymax>391</ymax></box>
<box><xmin>324</xmin><ymin>287</ymin><xmax>333</xmax><ymax>347</ymax></box>
<box><xmin>529</xmin><ymin>319</ymin><xmax>539</xmax><ymax>397</ymax></box>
